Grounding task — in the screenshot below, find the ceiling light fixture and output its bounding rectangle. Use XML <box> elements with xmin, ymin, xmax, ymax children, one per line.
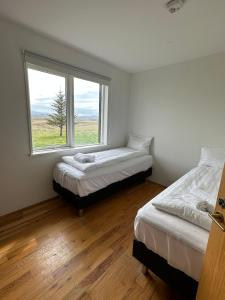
<box><xmin>166</xmin><ymin>0</ymin><xmax>186</xmax><ymax>14</ymax></box>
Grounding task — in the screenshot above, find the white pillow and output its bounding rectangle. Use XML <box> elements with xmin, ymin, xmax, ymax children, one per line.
<box><xmin>127</xmin><ymin>133</ymin><xmax>152</xmax><ymax>154</ymax></box>
<box><xmin>198</xmin><ymin>147</ymin><xmax>225</xmax><ymax>168</ymax></box>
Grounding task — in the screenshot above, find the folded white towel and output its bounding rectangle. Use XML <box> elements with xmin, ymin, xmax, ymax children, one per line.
<box><xmin>196</xmin><ymin>201</ymin><xmax>214</xmax><ymax>213</ymax></box>
<box><xmin>73</xmin><ymin>153</ymin><xmax>95</xmax><ymax>163</ymax></box>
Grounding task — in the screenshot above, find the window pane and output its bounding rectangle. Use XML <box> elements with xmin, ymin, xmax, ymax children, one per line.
<box><xmin>74</xmin><ymin>78</ymin><xmax>100</xmax><ymax>146</ymax></box>
<box><xmin>27</xmin><ymin>67</ymin><xmax>67</xmax><ymax>150</ymax></box>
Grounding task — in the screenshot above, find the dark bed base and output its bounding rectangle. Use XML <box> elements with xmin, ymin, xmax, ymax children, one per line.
<box><xmin>53</xmin><ymin>167</ymin><xmax>152</xmax><ymax>214</ymax></box>
<box><xmin>132</xmin><ymin>239</ymin><xmax>198</xmax><ymax>300</ymax></box>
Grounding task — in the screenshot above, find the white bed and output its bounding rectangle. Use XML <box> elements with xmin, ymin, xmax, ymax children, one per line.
<box><xmin>54</xmin><ymin>147</ymin><xmax>153</xmax><ymax>197</ymax></box>
<box><xmin>134</xmin><ymin>165</ymin><xmax>222</xmax><ymax>281</ymax></box>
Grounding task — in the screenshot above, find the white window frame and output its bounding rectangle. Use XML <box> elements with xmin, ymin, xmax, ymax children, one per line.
<box><xmin>23</xmin><ymin>51</ymin><xmax>110</xmax><ymax>154</ymax></box>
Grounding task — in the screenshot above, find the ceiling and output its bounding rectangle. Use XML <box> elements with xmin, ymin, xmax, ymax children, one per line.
<box><xmin>0</xmin><ymin>0</ymin><xmax>225</xmax><ymax>73</ymax></box>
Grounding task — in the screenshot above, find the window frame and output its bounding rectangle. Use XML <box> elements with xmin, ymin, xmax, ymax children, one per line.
<box><xmin>24</xmin><ymin>52</ymin><xmax>110</xmax><ymax>155</ymax></box>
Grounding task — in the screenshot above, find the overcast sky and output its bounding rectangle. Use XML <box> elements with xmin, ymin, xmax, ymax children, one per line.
<box><xmin>28</xmin><ymin>68</ymin><xmax>99</xmax><ymax>116</ymax></box>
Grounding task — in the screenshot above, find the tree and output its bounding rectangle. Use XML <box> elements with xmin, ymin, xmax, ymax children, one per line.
<box><xmin>74</xmin><ymin>114</ymin><xmax>79</xmax><ymax>124</ymax></box>
<box><xmin>47</xmin><ymin>90</ymin><xmax>66</xmax><ymax>137</ymax></box>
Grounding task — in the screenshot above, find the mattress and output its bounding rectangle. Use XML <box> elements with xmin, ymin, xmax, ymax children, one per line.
<box><xmin>134</xmin><ymin>166</ymin><xmax>222</xmax><ymax>281</ymax></box>
<box><xmin>54</xmin><ymin>154</ymin><xmax>152</xmax><ymax>197</ymax></box>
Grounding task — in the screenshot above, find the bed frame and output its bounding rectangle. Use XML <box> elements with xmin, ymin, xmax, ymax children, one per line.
<box><xmin>132</xmin><ymin>239</ymin><xmax>198</xmax><ymax>300</ymax></box>
<box><xmin>53</xmin><ymin>167</ymin><xmax>152</xmax><ymax>216</ymax></box>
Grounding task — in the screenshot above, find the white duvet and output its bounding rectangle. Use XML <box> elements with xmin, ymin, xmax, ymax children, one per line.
<box><xmin>62</xmin><ymin>147</ymin><xmax>146</xmax><ymax>173</ymax></box>
<box><xmin>151</xmin><ymin>166</ymin><xmax>222</xmax><ymax>231</ymax></box>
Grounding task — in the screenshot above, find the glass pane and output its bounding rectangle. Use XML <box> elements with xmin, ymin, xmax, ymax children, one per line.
<box><xmin>74</xmin><ymin>78</ymin><xmax>100</xmax><ymax>146</ymax></box>
<box><xmin>27</xmin><ymin>68</ymin><xmax>67</xmax><ymax>150</ymax></box>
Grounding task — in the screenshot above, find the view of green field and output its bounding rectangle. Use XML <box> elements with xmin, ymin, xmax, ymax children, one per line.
<box><xmin>32</xmin><ymin>118</ymin><xmax>99</xmax><ymax>149</ymax></box>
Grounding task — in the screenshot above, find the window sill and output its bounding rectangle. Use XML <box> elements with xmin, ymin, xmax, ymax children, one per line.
<box><xmin>30</xmin><ymin>144</ymin><xmax>110</xmax><ymax>157</ymax></box>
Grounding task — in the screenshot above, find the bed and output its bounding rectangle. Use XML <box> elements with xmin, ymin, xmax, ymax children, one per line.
<box><xmin>53</xmin><ymin>146</ymin><xmax>153</xmax><ymax>215</ymax></box>
<box><xmin>133</xmin><ymin>147</ymin><xmax>225</xmax><ymax>299</ymax></box>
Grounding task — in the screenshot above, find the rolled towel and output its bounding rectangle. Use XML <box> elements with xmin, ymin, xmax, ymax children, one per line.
<box><xmin>73</xmin><ymin>153</ymin><xmax>95</xmax><ymax>163</ymax></box>
<box><xmin>196</xmin><ymin>201</ymin><xmax>214</xmax><ymax>213</ymax></box>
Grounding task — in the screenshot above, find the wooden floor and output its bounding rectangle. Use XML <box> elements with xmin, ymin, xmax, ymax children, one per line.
<box><xmin>0</xmin><ymin>181</ymin><xmax>184</xmax><ymax>300</ymax></box>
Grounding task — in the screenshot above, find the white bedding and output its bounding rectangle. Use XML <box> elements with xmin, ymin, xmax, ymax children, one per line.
<box><xmin>134</xmin><ymin>165</ymin><xmax>222</xmax><ymax>281</ymax></box>
<box><xmin>134</xmin><ymin>204</ymin><xmax>208</xmax><ymax>281</ymax></box>
<box><xmin>54</xmin><ymin>154</ymin><xmax>152</xmax><ymax>197</ymax></box>
<box><xmin>151</xmin><ymin>166</ymin><xmax>222</xmax><ymax>231</ymax></box>
<box><xmin>62</xmin><ymin>147</ymin><xmax>146</xmax><ymax>172</ymax></box>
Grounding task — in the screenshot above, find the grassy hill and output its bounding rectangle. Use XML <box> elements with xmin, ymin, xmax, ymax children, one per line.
<box><xmin>32</xmin><ymin>118</ymin><xmax>99</xmax><ymax>149</ymax></box>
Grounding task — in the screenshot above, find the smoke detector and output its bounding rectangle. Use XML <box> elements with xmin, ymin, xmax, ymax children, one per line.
<box><xmin>166</xmin><ymin>0</ymin><xmax>186</xmax><ymax>14</ymax></box>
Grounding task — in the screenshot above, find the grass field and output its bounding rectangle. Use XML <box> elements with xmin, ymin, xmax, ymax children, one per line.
<box><xmin>32</xmin><ymin>118</ymin><xmax>99</xmax><ymax>149</ymax></box>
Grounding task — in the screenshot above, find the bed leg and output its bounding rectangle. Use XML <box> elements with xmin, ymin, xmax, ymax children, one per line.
<box><xmin>141</xmin><ymin>264</ymin><xmax>148</xmax><ymax>275</ymax></box>
<box><xmin>78</xmin><ymin>209</ymin><xmax>84</xmax><ymax>217</ymax></box>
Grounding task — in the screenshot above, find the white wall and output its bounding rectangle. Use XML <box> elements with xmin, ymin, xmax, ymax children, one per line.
<box><xmin>0</xmin><ymin>18</ymin><xmax>130</xmax><ymax>215</ymax></box>
<box><xmin>129</xmin><ymin>52</ymin><xmax>225</xmax><ymax>186</ymax></box>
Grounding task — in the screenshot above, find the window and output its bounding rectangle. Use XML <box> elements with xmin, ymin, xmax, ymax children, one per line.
<box><xmin>25</xmin><ymin>52</ymin><xmax>109</xmax><ymax>153</ymax></box>
<box><xmin>27</xmin><ymin>67</ymin><xmax>67</xmax><ymax>149</ymax></box>
<box><xmin>74</xmin><ymin>78</ymin><xmax>100</xmax><ymax>146</ymax></box>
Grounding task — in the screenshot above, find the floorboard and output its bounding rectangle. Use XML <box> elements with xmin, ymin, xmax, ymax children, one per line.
<box><xmin>0</xmin><ymin>181</ymin><xmax>184</xmax><ymax>300</ymax></box>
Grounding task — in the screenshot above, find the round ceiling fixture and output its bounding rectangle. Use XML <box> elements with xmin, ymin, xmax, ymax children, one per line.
<box><xmin>165</xmin><ymin>0</ymin><xmax>186</xmax><ymax>14</ymax></box>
